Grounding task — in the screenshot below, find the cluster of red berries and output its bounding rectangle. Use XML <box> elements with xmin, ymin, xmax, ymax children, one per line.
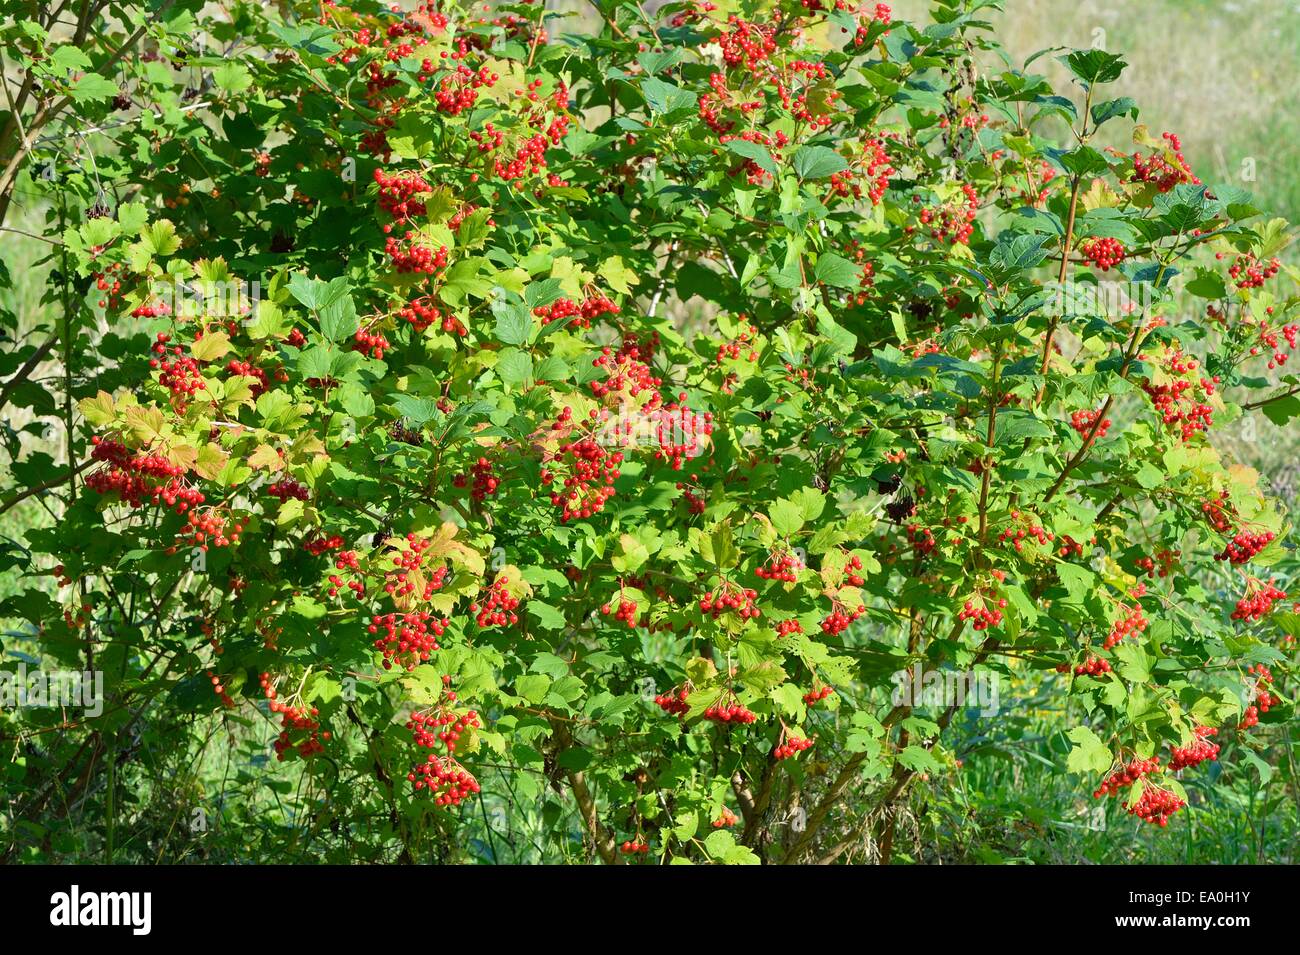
<box><xmin>433</xmin><ymin>63</ymin><xmax>497</xmax><ymax>116</ymax></box>
<box><xmin>541</xmin><ymin>407</ymin><xmax>623</xmax><ymax>522</ymax></box>
<box><xmin>1070</xmin><ymin>408</ymin><xmax>1111</xmax><ymax>443</ymax></box>
<box><xmin>385</xmin><ymin>533</ymin><xmax>449</xmax><ymax>604</ymax></box>
<box><xmin>384</xmin><ymin>234</ymin><xmax>448</xmax><ymax>275</ymax></box>
<box><xmin>1168</xmin><ymin>726</ymin><xmax>1219</xmax><ymax>772</ymax></box>
<box><xmin>619</xmin><ymin>839</ymin><xmax>650</xmax><ymax>855</ymax></box>
<box><xmin>374</xmin><ymin>167</ymin><xmax>429</xmax><ymax>222</ymax></box>
<box><xmin>756</xmin><ymin>551</ymin><xmax>803</xmax><ymax>582</ymax></box>
<box><xmin>1232</xmin><ymin>578</ymin><xmax>1286</xmax><ymax>622</ymax></box>
<box><xmin>917</xmin><ymin>183</ymin><xmax>979</xmax><ymax>244</ymax></box>
<box><xmin>303</xmin><ymin>533</ymin><xmax>344</xmax><ymax>556</ymax></box>
<box><xmin>1078</xmin><ymin>236</ymin><xmax>1126</xmax><ymax>271</ymax></box>
<box><xmin>1126</xmin><ymin>785</ymin><xmax>1185</xmax><ymax>827</ymax></box>
<box><xmin>998</xmin><ymin>517</ymin><xmax>1053</xmax><ymax>552</ymax></box>
<box><xmin>1241</xmin><ymin>664</ymin><xmax>1275</xmax><ymax>730</ymax></box>
<box><xmin>268</xmin><ymin>681</ymin><xmax>328</xmax><ymax>762</ymax></box>
<box><xmin>776</xmin><ymin>619</ymin><xmax>804</xmax><ymax>638</ymax></box>
<box><xmin>471</xmin><ymin>578</ymin><xmax>521</xmax><ymax>628</ymax></box>
<box><xmin>1073</xmin><ymin>656</ymin><xmax>1112</xmax><ymax>677</ymax></box>
<box><xmin>352</xmin><ymin>326</ymin><xmax>390</xmax><ymax>360</ymax></box>
<box><xmin>842</xmin><ymin>553</ymin><xmax>866</xmax><ymax>586</ymax></box>
<box><xmin>86</xmin><ymin>436</ymin><xmax>203</xmax><ymax>515</ymax></box>
<box><xmin>703</xmin><ymin>694</ymin><xmax>758</xmax><ymax>724</ymax></box>
<box><xmin>1135</xmin><ymin>548</ymin><xmax>1179</xmax><ymax>578</ymax></box>
<box><xmin>1094</xmin><ymin>756</ymin><xmax>1162</xmax><ymax>799</ymax></box>
<box><xmin>1215</xmin><ymin>529</ymin><xmax>1274</xmax><ymax>564</ymax></box>
<box><xmin>602</xmin><ymin>597</ymin><xmax>639</xmax><ymax>627</ymax></box>
<box><xmin>650</xmin><ymin>403</ymin><xmax>714</xmax><ymax>470</ymax></box>
<box><xmin>1225</xmin><ymin>252</ymin><xmax>1281</xmax><ymax>290</ymax></box>
<box><xmin>408</xmin><ymin>707</ymin><xmax>479</xmax><ymax>752</ymax></box>
<box><xmin>712</xmin><ymin>807</ymin><xmax>738</xmax><ymax>828</ymax></box>
<box><xmin>699</xmin><ymin>581</ymin><xmax>761</xmax><ymax>620</ymax></box>
<box><xmin>655</xmin><ymin>687</ymin><xmax>691</xmax><ymax>717</ymax></box>
<box><xmin>367</xmin><ymin>610</ymin><xmax>448</xmax><ymax>671</ymax></box>
<box><xmin>398</xmin><ymin>294</ymin><xmax>458</xmax><ymax>335</ymax></box>
<box><xmin>150</xmin><ymin>333</ymin><xmax>206</xmax><ymax>406</ymax></box>
<box><xmin>532</xmin><ymin>294</ymin><xmax>620</xmax><ymax>329</ymax></box>
<box><xmin>803</xmin><ymin>685</ymin><xmax>834</xmax><ymax>706</ymax></box>
<box><xmin>1142</xmin><ymin>351</ymin><xmax>1218</xmax><ymax>441</ymax></box>
<box><xmin>1103</xmin><ymin>603</ymin><xmax>1148</xmax><ymax>650</ymax></box>
<box><xmin>959</xmin><ymin>596</ymin><xmax>1005</xmax><ymax>632</ymax></box>
<box><xmin>208</xmin><ymin>671</ymin><xmax>235</xmax><ymax>708</ymax></box>
<box><xmin>773</xmin><ymin>733</ymin><xmax>814</xmax><ymax>760</ymax></box>
<box><xmin>1245</xmin><ymin>312</ymin><xmax>1299</xmax><ymax>369</ymax></box>
<box><xmin>820</xmin><ymin>602</ymin><xmax>866</xmax><ymax>636</ymax></box>
<box><xmin>409</xmin><ymin>752</ymin><xmax>480</xmax><ymax>806</ymax></box>
<box><xmin>266</xmin><ymin>477</ymin><xmax>310</xmax><ymax>502</ymax></box>
<box><xmin>455</xmin><ymin>457</ymin><xmax>499</xmax><ymax>500</ymax></box>
<box><xmin>1129</xmin><ymin>132</ymin><xmax>1199</xmax><ymax>192</ymax></box>
<box><xmin>175</xmin><ymin>508</ymin><xmax>244</xmax><ymax>552</ymax></box>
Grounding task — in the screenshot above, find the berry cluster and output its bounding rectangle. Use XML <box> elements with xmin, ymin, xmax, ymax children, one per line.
<box><xmin>602</xmin><ymin>596</ymin><xmax>639</xmax><ymax>627</ymax></box>
<box><xmin>1093</xmin><ymin>756</ymin><xmax>1162</xmax><ymax>799</ymax></box>
<box><xmin>352</xmin><ymin>326</ymin><xmax>390</xmax><ymax>360</ymax></box>
<box><xmin>385</xmin><ymin>533</ymin><xmax>449</xmax><ymax>604</ymax></box>
<box><xmin>1078</xmin><ymin>236</ymin><xmax>1125</xmax><ymax>271</ymax></box>
<box><xmin>374</xmin><ymin>167</ymin><xmax>430</xmax><ymax>223</ymax></box>
<box><xmin>703</xmin><ymin>694</ymin><xmax>757</xmax><ymax>724</ymax></box>
<box><xmin>1231</xmin><ymin>578</ymin><xmax>1286</xmax><ymax>622</ymax></box>
<box><xmin>1215</xmin><ymin>529</ymin><xmax>1274</xmax><ymax>564</ymax></box>
<box><xmin>821</xmin><ymin>602</ymin><xmax>866</xmax><ymax>636</ymax></box>
<box><xmin>1073</xmin><ymin>655</ymin><xmax>1112</xmax><ymax>677</ymax></box>
<box><xmin>407</xmin><ymin>707</ymin><xmax>479</xmax><ymax>753</ymax></box>
<box><xmin>1226</xmin><ymin>252</ymin><xmax>1281</xmax><ymax>290</ymax></box>
<box><xmin>773</xmin><ymin>733</ymin><xmax>813</xmax><ymax>760</ymax></box>
<box><xmin>86</xmin><ymin>436</ymin><xmax>203</xmax><ymax>515</ymax></box>
<box><xmin>409</xmin><ymin>753</ymin><xmax>480</xmax><ymax>806</ymax></box>
<box><xmin>1135</xmin><ymin>548</ymin><xmax>1179</xmax><ymax>578</ymax></box>
<box><xmin>1241</xmin><ymin>664</ymin><xmax>1275</xmax><ymax>729</ymax></box>
<box><xmin>619</xmin><ymin>839</ymin><xmax>650</xmax><ymax>855</ymax></box>
<box><xmin>959</xmin><ymin>596</ymin><xmax>1005</xmax><ymax>632</ymax></box>
<box><xmin>455</xmin><ymin>457</ymin><xmax>500</xmax><ymax>500</ymax></box>
<box><xmin>712</xmin><ymin>807</ymin><xmax>738</xmax><ymax>828</ymax></box>
<box><xmin>1168</xmin><ymin>726</ymin><xmax>1219</xmax><ymax>772</ymax></box>
<box><xmin>367</xmin><ymin>610</ymin><xmax>448</xmax><ymax>671</ymax></box>
<box><xmin>150</xmin><ymin>333</ymin><xmax>206</xmax><ymax>407</ymax></box>
<box><xmin>699</xmin><ymin>580</ymin><xmax>761</xmax><ymax>620</ymax></box>
<box><xmin>266</xmin><ymin>477</ymin><xmax>310</xmax><ymax>502</ymax></box>
<box><xmin>655</xmin><ymin>686</ymin><xmax>691</xmax><ymax>717</ymax></box>
<box><xmin>775</xmin><ymin>618</ymin><xmax>804</xmax><ymax>638</ymax></box>
<box><xmin>1104</xmin><ymin>603</ymin><xmax>1148</xmax><ymax>650</ymax></box>
<box><xmin>541</xmin><ymin>406</ymin><xmax>623</xmax><ymax>522</ymax></box>
<box><xmin>471</xmin><ymin>578</ymin><xmax>521</xmax><ymax>628</ymax></box>
<box><xmin>1129</xmin><ymin>132</ymin><xmax>1200</xmax><ymax>192</ymax></box>
<box><xmin>756</xmin><ymin>550</ymin><xmax>804</xmax><ymax>582</ymax></box>
<box><xmin>1141</xmin><ymin>349</ymin><xmax>1218</xmax><ymax>441</ymax></box>
<box><xmin>532</xmin><ymin>293</ymin><xmax>620</xmax><ymax>329</ymax></box>
<box><xmin>803</xmin><ymin>685</ymin><xmax>834</xmax><ymax>706</ymax></box>
<box><xmin>1070</xmin><ymin>408</ymin><xmax>1112</xmax><ymax>444</ymax></box>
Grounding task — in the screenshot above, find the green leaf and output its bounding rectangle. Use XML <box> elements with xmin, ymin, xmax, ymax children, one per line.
<box><xmin>725</xmin><ymin>139</ymin><xmax>778</xmax><ymax>178</ymax></box>
<box><xmin>1065</xmin><ymin>726</ymin><xmax>1113</xmax><ymax>774</ymax></box>
<box><xmin>492</xmin><ymin>296</ymin><xmax>533</xmax><ymax>346</ymax></box>
<box><xmin>792</xmin><ymin>145</ymin><xmax>848</xmax><ymax>180</ymax></box>
<box><xmin>813</xmin><ymin>252</ymin><xmax>859</xmax><ymax>288</ymax></box>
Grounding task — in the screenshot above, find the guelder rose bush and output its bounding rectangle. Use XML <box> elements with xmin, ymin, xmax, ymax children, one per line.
<box><xmin>2</xmin><ymin>0</ymin><xmax>1296</xmax><ymax>863</ymax></box>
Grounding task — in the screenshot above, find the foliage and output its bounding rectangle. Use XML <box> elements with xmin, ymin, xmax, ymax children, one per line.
<box><xmin>0</xmin><ymin>0</ymin><xmax>1297</xmax><ymax>864</ymax></box>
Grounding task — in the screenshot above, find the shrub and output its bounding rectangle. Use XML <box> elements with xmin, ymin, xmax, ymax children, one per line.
<box><xmin>0</xmin><ymin>0</ymin><xmax>1295</xmax><ymax>863</ymax></box>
